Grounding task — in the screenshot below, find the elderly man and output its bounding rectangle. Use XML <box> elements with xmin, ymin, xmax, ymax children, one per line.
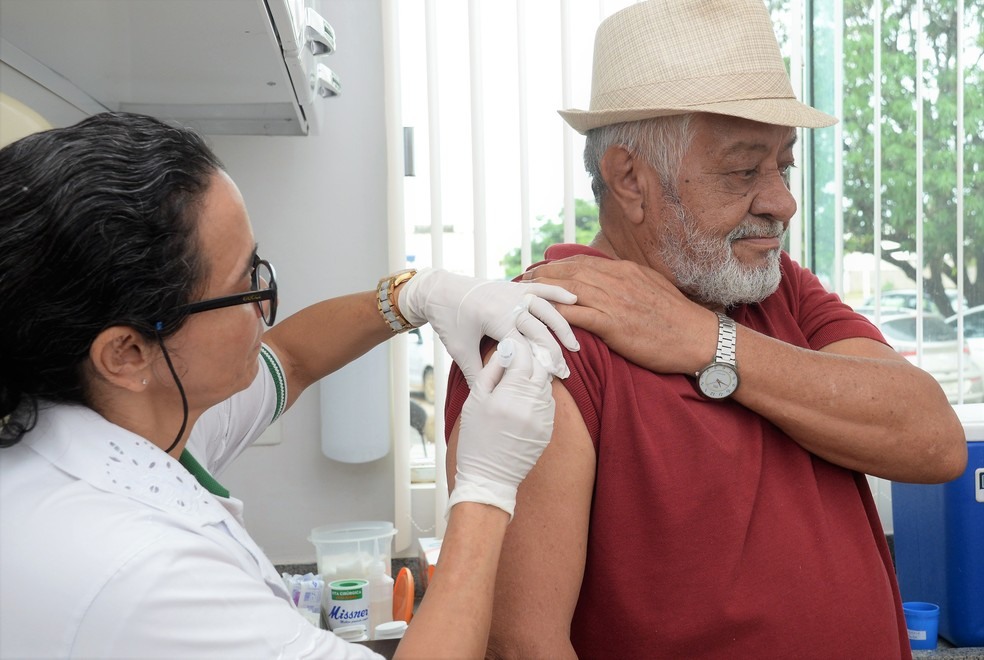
<box><xmin>445</xmin><ymin>1</ymin><xmax>966</xmax><ymax>658</ymax></box>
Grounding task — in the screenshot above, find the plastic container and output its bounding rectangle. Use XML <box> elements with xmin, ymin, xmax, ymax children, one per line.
<box><xmin>903</xmin><ymin>602</ymin><xmax>941</xmax><ymax>650</ymax></box>
<box><xmin>367</xmin><ymin>539</ymin><xmax>394</xmax><ymax>639</ymax></box>
<box><xmin>309</xmin><ymin>521</ymin><xmax>397</xmax><ymax>583</ymax></box>
<box><xmin>374</xmin><ymin>620</ymin><xmax>408</xmax><ymax>640</ymax></box>
<box><xmin>332</xmin><ymin>624</ymin><xmax>369</xmax><ymax>643</ymax></box>
<box><xmin>892</xmin><ymin>403</ymin><xmax>984</xmax><ymax>647</ymax></box>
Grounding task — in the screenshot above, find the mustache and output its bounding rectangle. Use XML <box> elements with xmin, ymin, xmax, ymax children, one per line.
<box><xmin>728</xmin><ymin>221</ymin><xmax>786</xmax><ymax>241</ymax></box>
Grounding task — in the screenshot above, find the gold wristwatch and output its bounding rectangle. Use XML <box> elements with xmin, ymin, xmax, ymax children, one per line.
<box><xmin>376</xmin><ymin>269</ymin><xmax>416</xmax><ymax>333</ymax></box>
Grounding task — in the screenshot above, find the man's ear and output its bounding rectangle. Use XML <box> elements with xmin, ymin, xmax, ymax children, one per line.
<box><xmin>599</xmin><ymin>146</ymin><xmax>649</xmax><ymax>226</ymax></box>
<box><xmin>89</xmin><ymin>326</ymin><xmax>154</xmax><ymax>392</ymax></box>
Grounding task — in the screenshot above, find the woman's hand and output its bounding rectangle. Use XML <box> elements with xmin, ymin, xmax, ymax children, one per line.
<box><xmin>398</xmin><ymin>268</ymin><xmax>580</xmax><ymax>386</ymax></box>
<box><xmin>449</xmin><ymin>336</ymin><xmax>554</xmax><ymax>518</ymax></box>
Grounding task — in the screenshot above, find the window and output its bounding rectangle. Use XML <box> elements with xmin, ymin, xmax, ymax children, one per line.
<box><xmin>805</xmin><ymin>0</ymin><xmax>982</xmax><ymax>402</ymax></box>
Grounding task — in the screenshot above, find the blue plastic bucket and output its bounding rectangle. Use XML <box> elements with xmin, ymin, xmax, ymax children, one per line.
<box><xmin>903</xmin><ymin>601</ymin><xmax>940</xmax><ymax>650</ymax></box>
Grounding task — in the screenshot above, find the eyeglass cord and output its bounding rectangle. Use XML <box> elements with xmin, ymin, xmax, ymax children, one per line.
<box><xmin>154</xmin><ymin>325</ymin><xmax>189</xmax><ymax>455</ymax></box>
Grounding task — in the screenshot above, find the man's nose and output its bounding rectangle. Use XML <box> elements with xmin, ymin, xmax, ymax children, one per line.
<box><xmin>750</xmin><ymin>171</ymin><xmax>797</xmax><ymax>225</ymax></box>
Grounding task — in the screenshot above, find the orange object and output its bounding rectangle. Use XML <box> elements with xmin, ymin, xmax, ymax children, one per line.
<box><xmin>417</xmin><ymin>537</ymin><xmax>442</xmax><ymax>590</ymax></box>
<box><xmin>392</xmin><ymin>567</ymin><xmax>415</xmax><ymax>623</ymax></box>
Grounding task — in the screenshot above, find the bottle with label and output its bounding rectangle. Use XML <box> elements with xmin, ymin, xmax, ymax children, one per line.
<box><xmin>367</xmin><ymin>539</ymin><xmax>394</xmax><ymax>640</ymax></box>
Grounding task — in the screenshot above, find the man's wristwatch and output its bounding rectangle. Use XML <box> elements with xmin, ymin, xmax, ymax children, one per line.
<box><xmin>696</xmin><ymin>313</ymin><xmax>739</xmax><ymax>399</ymax></box>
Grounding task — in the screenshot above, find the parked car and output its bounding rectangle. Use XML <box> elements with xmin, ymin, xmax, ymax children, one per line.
<box><xmin>945</xmin><ymin>304</ymin><xmax>984</xmax><ymax>368</ymax></box>
<box><xmin>861</xmin><ymin>310</ymin><xmax>984</xmax><ymax>404</ymax></box>
<box><xmin>407</xmin><ymin>326</ymin><xmax>447</xmax><ymax>403</ymax></box>
<box><xmin>862</xmin><ymin>289</ymin><xmax>966</xmax><ymax>315</ymax></box>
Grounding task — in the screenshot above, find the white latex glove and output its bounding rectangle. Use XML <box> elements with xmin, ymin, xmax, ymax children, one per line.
<box><xmin>398</xmin><ymin>268</ymin><xmax>579</xmax><ymax>384</ymax></box>
<box><xmin>448</xmin><ymin>336</ymin><xmax>555</xmax><ymax>519</ymax></box>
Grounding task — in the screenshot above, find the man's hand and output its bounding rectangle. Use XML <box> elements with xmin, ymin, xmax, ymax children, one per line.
<box><xmin>523</xmin><ymin>255</ymin><xmax>717</xmax><ymax>375</ymax></box>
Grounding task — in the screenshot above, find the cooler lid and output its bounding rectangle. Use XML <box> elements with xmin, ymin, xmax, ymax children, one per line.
<box><xmin>953</xmin><ymin>403</ymin><xmax>984</xmax><ymax>442</ymax></box>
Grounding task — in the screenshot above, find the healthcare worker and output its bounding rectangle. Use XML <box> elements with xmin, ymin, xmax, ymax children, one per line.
<box><xmin>0</xmin><ymin>111</ymin><xmax>577</xmax><ymax>658</ymax></box>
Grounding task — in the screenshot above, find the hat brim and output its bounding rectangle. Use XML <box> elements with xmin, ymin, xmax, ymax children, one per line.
<box><xmin>558</xmin><ymin>98</ymin><xmax>837</xmax><ymax>134</ymax></box>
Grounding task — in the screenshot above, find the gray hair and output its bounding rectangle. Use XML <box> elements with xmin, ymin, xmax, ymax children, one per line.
<box><xmin>0</xmin><ymin>111</ymin><xmax>220</xmax><ymax>446</ymax></box>
<box><xmin>584</xmin><ymin>114</ymin><xmax>695</xmax><ymax>204</ymax></box>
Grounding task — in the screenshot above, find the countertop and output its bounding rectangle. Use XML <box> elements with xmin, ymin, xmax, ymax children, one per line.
<box><xmin>276</xmin><ymin>559</ymin><xmax>984</xmax><ymax>658</ymax></box>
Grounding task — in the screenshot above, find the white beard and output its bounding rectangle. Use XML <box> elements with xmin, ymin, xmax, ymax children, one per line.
<box><xmin>660</xmin><ymin>203</ymin><xmax>784</xmax><ymax>308</ymax></box>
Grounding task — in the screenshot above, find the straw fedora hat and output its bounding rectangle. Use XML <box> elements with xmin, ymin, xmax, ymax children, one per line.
<box><xmin>558</xmin><ymin>0</ymin><xmax>837</xmax><ymax>134</ymax></box>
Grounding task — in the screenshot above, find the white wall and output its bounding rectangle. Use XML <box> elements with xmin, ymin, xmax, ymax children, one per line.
<box><xmin>0</xmin><ymin>62</ymin><xmax>87</xmax><ymax>129</ymax></box>
<box><xmin>2</xmin><ymin>0</ymin><xmax>428</xmax><ymax>565</ymax></box>
<box><xmin>208</xmin><ymin>0</ymin><xmax>400</xmax><ymax>564</ymax></box>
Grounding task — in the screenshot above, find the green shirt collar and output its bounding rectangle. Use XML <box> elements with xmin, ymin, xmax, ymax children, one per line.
<box><xmin>178</xmin><ymin>450</ymin><xmax>230</xmax><ymax>498</ymax></box>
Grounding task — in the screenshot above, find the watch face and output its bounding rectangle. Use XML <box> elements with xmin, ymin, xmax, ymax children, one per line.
<box><xmin>698</xmin><ymin>363</ymin><xmax>739</xmax><ymax>399</ymax></box>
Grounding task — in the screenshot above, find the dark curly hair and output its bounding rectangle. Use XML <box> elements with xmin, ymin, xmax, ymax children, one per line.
<box><xmin>0</xmin><ymin>112</ymin><xmax>223</xmax><ymax>446</ymax></box>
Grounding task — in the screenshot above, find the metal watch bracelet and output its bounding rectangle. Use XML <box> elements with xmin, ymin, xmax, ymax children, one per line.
<box><xmin>376</xmin><ymin>269</ymin><xmax>416</xmax><ymax>333</ymax></box>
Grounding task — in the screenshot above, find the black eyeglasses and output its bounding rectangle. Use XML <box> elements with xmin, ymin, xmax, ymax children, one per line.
<box><xmin>171</xmin><ymin>255</ymin><xmax>278</xmax><ymax>327</ymax></box>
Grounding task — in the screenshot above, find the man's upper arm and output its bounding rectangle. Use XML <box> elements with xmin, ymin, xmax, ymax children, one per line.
<box><xmin>447</xmin><ymin>378</ymin><xmax>595</xmax><ymax>658</ymax></box>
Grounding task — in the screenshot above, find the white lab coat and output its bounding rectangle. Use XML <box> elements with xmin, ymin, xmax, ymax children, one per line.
<box><xmin>0</xmin><ymin>345</ymin><xmax>381</xmax><ymax>659</ymax></box>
